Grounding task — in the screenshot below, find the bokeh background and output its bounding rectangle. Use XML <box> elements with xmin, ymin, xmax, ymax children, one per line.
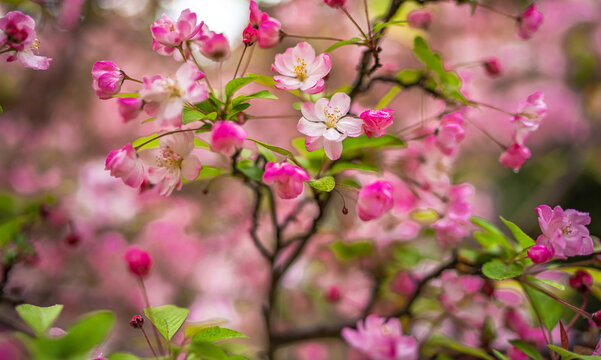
<box><xmin>1</xmin><ymin>0</ymin><xmax>601</xmax><ymax>358</ymax></box>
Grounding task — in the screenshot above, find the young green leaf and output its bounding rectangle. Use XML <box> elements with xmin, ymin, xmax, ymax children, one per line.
<box><xmin>58</xmin><ymin>311</ymin><xmax>116</xmax><ymax>357</ymax></box>
<box><xmin>309</xmin><ymin>176</ymin><xmax>335</xmax><ymax>192</ymax></box>
<box><xmin>188</xmin><ymin>341</ymin><xmax>229</xmax><ymax>360</ymax></box>
<box><xmin>547</xmin><ymin>345</ymin><xmax>601</xmax><ymax>360</ymax></box>
<box><xmin>425</xmin><ymin>335</ymin><xmax>494</xmax><ymax>360</ymax></box>
<box><xmin>16</xmin><ymin>304</ymin><xmax>63</xmax><ymax>336</ymax></box>
<box><xmin>144</xmin><ymin>305</ymin><xmax>189</xmax><ymax>341</ymax></box>
<box><xmin>256</xmin><ymin>143</ymin><xmax>277</xmax><ymax>163</ymax></box>
<box><xmin>500</xmin><ymin>216</ymin><xmax>536</xmax><ymax>249</ymax></box>
<box><xmin>330</xmin><ymin>240</ymin><xmax>373</xmax><ymax>261</ymax></box>
<box><xmin>527</xmin><ymin>276</ymin><xmax>565</xmax><ymax>291</ymax></box>
<box><xmin>492</xmin><ymin>350</ymin><xmax>511</xmax><ymax>360</ymax></box>
<box><xmin>471</xmin><ymin>217</ymin><xmax>513</xmax><ymax>253</ymax></box>
<box><xmin>190</xmin><ymin>326</ymin><xmax>248</xmax><ymax>343</ymax></box>
<box><xmin>523</xmin><ymin>284</ymin><xmax>563</xmax><ymax>332</ymax></box>
<box><xmin>482</xmin><ymin>260</ymin><xmax>524</xmax><ymax>280</ymax></box>
<box><xmin>325</xmin><ymin>37</ymin><xmax>363</xmax><ymax>53</ymax></box>
<box><xmin>247</xmin><ymin>139</ymin><xmax>302</xmax><ymax>166</ymax></box>
<box><xmin>342</xmin><ymin>134</ymin><xmax>405</xmax><ymax>152</ymax></box>
<box><xmin>330</xmin><ymin>162</ymin><xmax>379</xmax><ymax>175</ymax></box>
<box><xmin>509</xmin><ymin>340</ymin><xmax>543</xmax><ymax>360</ymax></box>
<box><xmin>108</xmin><ymin>353</ymin><xmax>141</xmax><ymax>360</ymax></box>
<box><xmin>225</xmin><ymin>76</ymin><xmax>256</xmax><ymax>99</ymax></box>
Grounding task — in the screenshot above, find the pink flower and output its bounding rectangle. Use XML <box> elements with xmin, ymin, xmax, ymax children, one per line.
<box><xmin>91</xmin><ymin>61</ymin><xmax>124</xmax><ymax>100</ymax></box>
<box><xmin>297</xmin><ymin>93</ymin><xmax>363</xmax><ymax>160</ymax></box>
<box><xmin>526</xmin><ymin>244</ymin><xmax>553</xmax><ymax>264</ymax></box>
<box><xmin>124</xmin><ymin>246</ymin><xmax>153</xmax><ymax>278</ymax></box>
<box><xmin>323</xmin><ymin>0</ymin><xmax>346</xmax><ymax>8</ymax></box>
<box><xmin>499</xmin><ymin>142</ymin><xmax>531</xmax><ymax>172</ymax></box>
<box><xmin>569</xmin><ymin>270</ymin><xmax>593</xmax><ymax>293</ymax></box>
<box><xmin>211</xmin><ymin>121</ymin><xmax>247</xmax><ymax>156</ymax></box>
<box><xmin>247</xmin><ymin>0</ymin><xmax>281</xmax><ymax>49</ymax></box>
<box><xmin>117</xmin><ymin>97</ymin><xmax>143</xmax><ymax>122</ymax></box>
<box><xmin>517</xmin><ymin>4</ymin><xmax>543</xmax><ymax>40</ymax></box>
<box><xmin>141</xmin><ymin>132</ymin><xmax>202</xmax><ymax>197</ymax></box>
<box><xmin>360</xmin><ymin>109</ymin><xmax>394</xmax><ymax>138</ymax></box>
<box><xmin>0</xmin><ymin>11</ymin><xmax>51</xmax><ymax>70</ymax></box>
<box><xmin>483</xmin><ymin>57</ymin><xmax>502</xmax><ymax>77</ymax></box>
<box><xmin>356</xmin><ymin>180</ymin><xmax>394</xmax><ymax>221</ymax></box>
<box><xmin>434</xmin><ymin>112</ymin><xmax>465</xmax><ymax>156</ymax></box>
<box><xmin>514</xmin><ymin>92</ymin><xmax>547</xmax><ymax>132</ymax></box>
<box><xmin>534</xmin><ymin>205</ymin><xmax>593</xmax><ymax>259</ymax></box>
<box><xmin>272</xmin><ymin>42</ymin><xmax>332</xmax><ymax>95</ymax></box>
<box><xmin>150</xmin><ymin>9</ymin><xmax>203</xmax><ymax>56</ymax></box>
<box><xmin>105</xmin><ymin>143</ymin><xmax>145</xmax><ymax>188</ymax></box>
<box><xmin>262</xmin><ymin>162</ymin><xmax>310</xmax><ymax>200</ymax></box>
<box><xmin>242</xmin><ymin>24</ymin><xmax>258</xmax><ymax>46</ymax></box>
<box><xmin>407</xmin><ymin>9</ymin><xmax>433</xmax><ymax>30</ymax></box>
<box><xmin>431</xmin><ymin>183</ymin><xmax>474</xmax><ymax>247</ymax></box>
<box><xmin>197</xmin><ymin>31</ymin><xmax>230</xmax><ymax>62</ymax></box>
<box><xmin>342</xmin><ymin>315</ymin><xmax>418</xmax><ymax>360</ymax></box>
<box><xmin>390</xmin><ymin>271</ymin><xmax>416</xmax><ymax>296</ymax></box>
<box><xmin>139</xmin><ymin>62</ymin><xmax>208</xmax><ymax>129</ymax></box>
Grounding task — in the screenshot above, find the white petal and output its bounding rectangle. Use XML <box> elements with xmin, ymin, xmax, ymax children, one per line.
<box><xmin>181</xmin><ymin>154</ymin><xmax>202</xmax><ymax>180</ymax></box>
<box><xmin>323</xmin><ymin>127</ymin><xmax>346</xmax><ymax>142</ymax></box>
<box><xmin>336</xmin><ymin>116</ymin><xmax>364</xmax><ymax>137</ymax></box>
<box><xmin>324</xmin><ymin>139</ymin><xmax>343</xmax><ymax>160</ymax></box>
<box><xmin>297</xmin><ymin>117</ymin><xmax>326</xmax><ymax>136</ymax></box>
<box><xmin>305</xmin><ymin>136</ymin><xmax>324</xmax><ymax>152</ymax></box>
<box><xmin>329</xmin><ymin>92</ymin><xmax>351</xmax><ymax>115</ymax></box>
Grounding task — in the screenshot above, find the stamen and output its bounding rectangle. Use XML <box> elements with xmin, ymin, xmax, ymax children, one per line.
<box><xmin>293</xmin><ymin>58</ymin><xmax>308</xmax><ymax>81</ymax></box>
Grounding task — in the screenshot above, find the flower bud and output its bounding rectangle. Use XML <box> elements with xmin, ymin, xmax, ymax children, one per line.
<box><xmin>323</xmin><ymin>0</ymin><xmax>346</xmax><ymax>8</ymax></box>
<box><xmin>407</xmin><ymin>9</ymin><xmax>433</xmax><ymax>30</ymax></box>
<box><xmin>569</xmin><ymin>270</ymin><xmax>593</xmax><ymax>293</ymax></box>
<box><xmin>517</xmin><ymin>4</ymin><xmax>543</xmax><ymax>40</ymax></box>
<box><xmin>390</xmin><ymin>271</ymin><xmax>417</xmax><ymax>296</ymax></box>
<box><xmin>360</xmin><ymin>109</ymin><xmax>394</xmax><ymax>138</ymax></box>
<box><xmin>199</xmin><ymin>32</ymin><xmax>231</xmax><ymax>62</ymax></box>
<box><xmin>105</xmin><ymin>143</ymin><xmax>145</xmax><ymax>188</ymax></box>
<box><xmin>92</xmin><ymin>61</ymin><xmax>124</xmax><ymax>100</ymax></box>
<box><xmin>325</xmin><ymin>285</ymin><xmax>341</xmax><ymax>302</ymax></box>
<box><xmin>356</xmin><ymin>181</ymin><xmax>394</xmax><ymax>221</ymax></box>
<box><xmin>483</xmin><ymin>57</ymin><xmax>502</xmax><ymax>77</ymax></box>
<box><xmin>124</xmin><ymin>246</ymin><xmax>153</xmax><ymax>278</ymax></box>
<box><xmin>499</xmin><ymin>143</ymin><xmax>531</xmax><ymax>172</ymax></box>
<box><xmin>211</xmin><ymin>121</ymin><xmax>247</xmax><ymax>156</ymax></box>
<box><xmin>243</xmin><ymin>25</ymin><xmax>258</xmax><ymax>46</ymax></box>
<box><xmin>527</xmin><ymin>244</ymin><xmax>553</xmax><ymax>264</ymax></box>
<box><xmin>262</xmin><ymin>162</ymin><xmax>310</xmax><ymax>200</ymax></box>
<box><xmin>592</xmin><ymin>311</ymin><xmax>601</xmax><ymax>328</ymax></box>
<box><xmin>117</xmin><ymin>98</ymin><xmax>143</xmax><ymax>123</ymax></box>
<box><xmin>129</xmin><ymin>315</ymin><xmax>144</xmax><ymax>329</ymax></box>
<box><xmin>65</xmin><ymin>232</ymin><xmax>80</xmax><ymax>247</ymax></box>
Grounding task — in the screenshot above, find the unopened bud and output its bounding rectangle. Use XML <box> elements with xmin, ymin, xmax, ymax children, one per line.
<box><xmin>569</xmin><ymin>270</ymin><xmax>593</xmax><ymax>294</ymax></box>
<box><xmin>129</xmin><ymin>315</ymin><xmax>144</xmax><ymax>329</ymax></box>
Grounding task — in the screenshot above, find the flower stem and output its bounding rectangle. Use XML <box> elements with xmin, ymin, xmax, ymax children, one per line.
<box><xmin>464</xmin><ymin>116</ymin><xmax>507</xmax><ymax>150</ymax></box>
<box><xmin>180</xmin><ymin>45</ymin><xmax>215</xmax><ymax>93</ymax></box>
<box><xmin>363</xmin><ymin>0</ymin><xmax>372</xmax><ymax>39</ymax></box>
<box><xmin>232</xmin><ymin>45</ymin><xmax>248</xmax><ymax>81</ymax></box>
<box><xmin>469</xmin><ymin>100</ymin><xmax>517</xmax><ymax>117</ymax></box>
<box><xmin>138</xmin><ymin>278</ymin><xmax>166</xmax><ymax>355</ymax></box>
<box><xmin>240</xmin><ymin>45</ymin><xmax>255</xmax><ymax>79</ymax></box>
<box><xmin>134</xmin><ymin>126</ymin><xmax>206</xmax><ymax>151</ymax></box>
<box><xmin>140</xmin><ymin>326</ymin><xmax>159</xmax><ymax>359</ymax></box>
<box><xmin>524</xmin><ymin>281</ymin><xmax>593</xmax><ymax>320</ymax></box>
<box><xmin>281</xmin><ymin>32</ymin><xmax>345</xmax><ymax>42</ymax></box>
<box><xmin>341</xmin><ymin>7</ymin><xmax>369</xmax><ymax>40</ymax></box>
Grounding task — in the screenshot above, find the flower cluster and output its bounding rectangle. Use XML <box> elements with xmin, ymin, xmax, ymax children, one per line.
<box><xmin>0</xmin><ymin>11</ymin><xmax>51</xmax><ymax>70</ymax></box>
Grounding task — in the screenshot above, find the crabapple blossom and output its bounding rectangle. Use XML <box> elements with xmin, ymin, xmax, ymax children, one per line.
<box><xmin>242</xmin><ymin>25</ymin><xmax>258</xmax><ymax>46</ymax></box>
<box><xmin>262</xmin><ymin>162</ymin><xmax>310</xmax><ymax>200</ymax></box>
<box><xmin>360</xmin><ymin>109</ymin><xmax>394</xmax><ymax>138</ymax></box>
<box><xmin>272</xmin><ymin>42</ymin><xmax>332</xmax><ymax>94</ymax></box>
<box><xmin>297</xmin><ymin>93</ymin><xmax>363</xmax><ymax>160</ymax></box>
<box><xmin>569</xmin><ymin>270</ymin><xmax>593</xmax><ymax>293</ymax></box>
<box><xmin>534</xmin><ymin>205</ymin><xmax>593</xmax><ymax>259</ymax></box>
<box><xmin>197</xmin><ymin>27</ymin><xmax>230</xmax><ymax>62</ymax></box>
<box><xmin>0</xmin><ymin>11</ymin><xmax>51</xmax><ymax>70</ymax></box>
<box><xmin>514</xmin><ymin>92</ymin><xmax>547</xmax><ymax>132</ymax></box>
<box><xmin>434</xmin><ymin>112</ymin><xmax>466</xmax><ymax>156</ymax></box>
<box><xmin>210</xmin><ymin>121</ymin><xmax>247</xmax><ymax>156</ymax></box>
<box><xmin>390</xmin><ymin>271</ymin><xmax>417</xmax><ymax>296</ymax></box>
<box><xmin>323</xmin><ymin>0</ymin><xmax>346</xmax><ymax>9</ymax></box>
<box><xmin>431</xmin><ymin>183</ymin><xmax>474</xmax><ymax>247</ymax></box>
<box><xmin>483</xmin><ymin>57</ymin><xmax>502</xmax><ymax>77</ymax></box>
<box><xmin>141</xmin><ymin>132</ymin><xmax>202</xmax><ymax>197</ymax></box>
<box><xmin>517</xmin><ymin>4</ymin><xmax>544</xmax><ymax>40</ymax></box>
<box><xmin>139</xmin><ymin>62</ymin><xmax>208</xmax><ymax>129</ymax></box>
<box><xmin>356</xmin><ymin>180</ymin><xmax>394</xmax><ymax>221</ymax></box>
<box><xmin>91</xmin><ymin>61</ymin><xmax>124</xmax><ymax>100</ymax></box>
<box><xmin>342</xmin><ymin>315</ymin><xmax>418</xmax><ymax>360</ymax></box>
<box><xmin>117</xmin><ymin>97</ymin><xmax>143</xmax><ymax>123</ymax></box>
<box><xmin>499</xmin><ymin>142</ymin><xmax>531</xmax><ymax>171</ymax></box>
<box><xmin>407</xmin><ymin>9</ymin><xmax>433</xmax><ymax>30</ymax></box>
<box><xmin>124</xmin><ymin>246</ymin><xmax>153</xmax><ymax>278</ymax></box>
<box><xmin>526</xmin><ymin>244</ymin><xmax>553</xmax><ymax>264</ymax></box>
<box><xmin>150</xmin><ymin>9</ymin><xmax>202</xmax><ymax>57</ymax></box>
<box><xmin>105</xmin><ymin>143</ymin><xmax>145</xmax><ymax>188</ymax></box>
<box><xmin>248</xmin><ymin>0</ymin><xmax>281</xmax><ymax>49</ymax></box>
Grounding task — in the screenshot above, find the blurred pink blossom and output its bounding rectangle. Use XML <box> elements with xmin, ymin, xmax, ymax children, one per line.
<box><xmin>356</xmin><ymin>180</ymin><xmax>394</xmax><ymax>221</ymax></box>
<box><xmin>272</xmin><ymin>42</ymin><xmax>332</xmax><ymax>94</ymax></box>
<box><xmin>263</xmin><ymin>162</ymin><xmax>310</xmax><ymax>200</ymax></box>
<box><xmin>105</xmin><ymin>143</ymin><xmax>145</xmax><ymax>188</ymax></box>
<box><xmin>360</xmin><ymin>109</ymin><xmax>394</xmax><ymax>138</ymax></box>
<box><xmin>211</xmin><ymin>121</ymin><xmax>247</xmax><ymax>156</ymax></box>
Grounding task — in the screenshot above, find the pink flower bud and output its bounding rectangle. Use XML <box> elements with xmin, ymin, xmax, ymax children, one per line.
<box><xmin>569</xmin><ymin>270</ymin><xmax>593</xmax><ymax>293</ymax></box>
<box><xmin>92</xmin><ymin>61</ymin><xmax>124</xmax><ymax>100</ymax></box>
<box><xmin>64</xmin><ymin>232</ymin><xmax>80</xmax><ymax>247</ymax></box>
<box><xmin>593</xmin><ymin>311</ymin><xmax>601</xmax><ymax>328</ymax></box>
<box><xmin>407</xmin><ymin>9</ymin><xmax>433</xmax><ymax>30</ymax></box>
<box><xmin>117</xmin><ymin>97</ymin><xmax>143</xmax><ymax>123</ymax></box>
<box><xmin>129</xmin><ymin>315</ymin><xmax>144</xmax><ymax>329</ymax></box>
<box><xmin>360</xmin><ymin>109</ymin><xmax>394</xmax><ymax>138</ymax></box>
<box><xmin>105</xmin><ymin>143</ymin><xmax>145</xmax><ymax>188</ymax></box>
<box><xmin>325</xmin><ymin>285</ymin><xmax>341</xmax><ymax>302</ymax></box>
<box><xmin>390</xmin><ymin>271</ymin><xmax>417</xmax><ymax>296</ymax></box>
<box><xmin>243</xmin><ymin>25</ymin><xmax>258</xmax><ymax>45</ymax></box>
<box><xmin>199</xmin><ymin>32</ymin><xmax>231</xmax><ymax>62</ymax></box>
<box><xmin>124</xmin><ymin>246</ymin><xmax>153</xmax><ymax>278</ymax></box>
<box><xmin>356</xmin><ymin>180</ymin><xmax>394</xmax><ymax>221</ymax></box>
<box><xmin>323</xmin><ymin>0</ymin><xmax>346</xmax><ymax>8</ymax></box>
<box><xmin>483</xmin><ymin>57</ymin><xmax>502</xmax><ymax>77</ymax></box>
<box><xmin>211</xmin><ymin>121</ymin><xmax>247</xmax><ymax>156</ymax></box>
<box><xmin>435</xmin><ymin>112</ymin><xmax>465</xmax><ymax>156</ymax></box>
<box><xmin>499</xmin><ymin>143</ymin><xmax>531</xmax><ymax>171</ymax></box>
<box><xmin>262</xmin><ymin>162</ymin><xmax>310</xmax><ymax>200</ymax></box>
<box><xmin>517</xmin><ymin>4</ymin><xmax>543</xmax><ymax>40</ymax></box>
<box><xmin>527</xmin><ymin>244</ymin><xmax>553</xmax><ymax>264</ymax></box>
<box><xmin>257</xmin><ymin>20</ymin><xmax>282</xmax><ymax>49</ymax></box>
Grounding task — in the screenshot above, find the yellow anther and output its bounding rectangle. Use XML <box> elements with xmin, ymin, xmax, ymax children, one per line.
<box><xmin>293</xmin><ymin>58</ymin><xmax>308</xmax><ymax>81</ymax></box>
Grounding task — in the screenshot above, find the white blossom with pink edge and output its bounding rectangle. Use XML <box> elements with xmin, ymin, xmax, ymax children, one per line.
<box><xmin>272</xmin><ymin>42</ymin><xmax>332</xmax><ymax>94</ymax></box>
<box><xmin>150</xmin><ymin>9</ymin><xmax>203</xmax><ymax>57</ymax></box>
<box><xmin>297</xmin><ymin>93</ymin><xmax>363</xmax><ymax>160</ymax></box>
<box><xmin>139</xmin><ymin>62</ymin><xmax>208</xmax><ymax>129</ymax></box>
<box><xmin>139</xmin><ymin>132</ymin><xmax>202</xmax><ymax>197</ymax></box>
<box><xmin>0</xmin><ymin>11</ymin><xmax>51</xmax><ymax>70</ymax></box>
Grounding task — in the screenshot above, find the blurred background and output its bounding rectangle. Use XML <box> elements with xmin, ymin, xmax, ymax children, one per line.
<box><xmin>0</xmin><ymin>0</ymin><xmax>601</xmax><ymax>358</ymax></box>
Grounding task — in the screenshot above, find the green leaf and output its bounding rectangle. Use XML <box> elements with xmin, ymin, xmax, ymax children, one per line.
<box><xmin>309</xmin><ymin>176</ymin><xmax>335</xmax><ymax>192</ymax></box>
<box><xmin>527</xmin><ymin>276</ymin><xmax>566</xmax><ymax>291</ymax></box>
<box><xmin>184</xmin><ymin>166</ymin><xmax>223</xmax><ymax>182</ymax></box>
<box><xmin>236</xmin><ymin>160</ymin><xmax>263</xmax><ymax>182</ymax></box>
<box><xmin>492</xmin><ymin>350</ymin><xmax>511</xmax><ymax>360</ymax></box>
<box><xmin>111</xmin><ymin>93</ymin><xmax>139</xmax><ymax>98</ymax></box>
<box><xmin>342</xmin><ymin>134</ymin><xmax>405</xmax><ymax>152</ymax></box>
<box><xmin>191</xmin><ymin>326</ymin><xmax>248</xmax><ymax>343</ymax></box>
<box><xmin>500</xmin><ymin>216</ymin><xmax>536</xmax><ymax>249</ymax></box>
<box><xmin>231</xmin><ymin>90</ymin><xmax>278</xmax><ymax>107</ymax></box>
<box><xmin>330</xmin><ymin>162</ymin><xmax>379</xmax><ymax>175</ymax></box>
<box><xmin>0</xmin><ymin>105</ymin><xmax>3</xmax><ymax>114</ymax></box>
<box><xmin>247</xmin><ymin>73</ymin><xmax>276</xmax><ymax>87</ymax></box>
<box><xmin>375</xmin><ymin>86</ymin><xmax>401</xmax><ymax>109</ymax></box>
<box><xmin>16</xmin><ymin>304</ymin><xmax>63</xmax><ymax>336</ymax></box>
<box><xmin>325</xmin><ymin>37</ymin><xmax>363</xmax><ymax>53</ymax></box>
<box><xmin>523</xmin><ymin>284</ymin><xmax>563</xmax><ymax>332</ymax></box>
<box><xmin>225</xmin><ymin>77</ymin><xmax>257</xmax><ymax>99</ymax></box>
<box><xmin>256</xmin><ymin>143</ymin><xmax>277</xmax><ymax>162</ymax></box>
<box><xmin>144</xmin><ymin>305</ymin><xmax>189</xmax><ymax>341</ymax></box>
<box><xmin>548</xmin><ymin>345</ymin><xmax>601</xmax><ymax>360</ymax></box>
<box><xmin>58</xmin><ymin>311</ymin><xmax>115</xmax><ymax>356</ymax></box>
<box><xmin>394</xmin><ymin>247</ymin><xmax>422</xmax><ymax>268</ymax></box>
<box><xmin>108</xmin><ymin>353</ymin><xmax>141</xmax><ymax>360</ymax></box>
<box><xmin>482</xmin><ymin>260</ymin><xmax>524</xmax><ymax>280</ymax></box>
<box><xmin>509</xmin><ymin>340</ymin><xmax>543</xmax><ymax>360</ymax></box>
<box><xmin>330</xmin><ymin>240</ymin><xmax>373</xmax><ymax>261</ymax></box>
<box><xmin>247</xmin><ymin>139</ymin><xmax>301</xmax><ymax>166</ymax></box>
<box><xmin>397</xmin><ymin>69</ymin><xmax>424</xmax><ymax>85</ymax></box>
<box><xmin>188</xmin><ymin>341</ymin><xmax>229</xmax><ymax>360</ymax></box>
<box><xmin>132</xmin><ymin>134</ymin><xmax>159</xmax><ymax>149</ymax></box>
<box><xmin>372</xmin><ymin>20</ymin><xmax>407</xmax><ymax>34</ymax></box>
<box><xmin>182</xmin><ymin>108</ymin><xmax>206</xmax><ymax>124</ymax></box>
<box><xmin>425</xmin><ymin>335</ymin><xmax>493</xmax><ymax>360</ymax></box>
<box><xmin>471</xmin><ymin>217</ymin><xmax>513</xmax><ymax>253</ymax></box>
